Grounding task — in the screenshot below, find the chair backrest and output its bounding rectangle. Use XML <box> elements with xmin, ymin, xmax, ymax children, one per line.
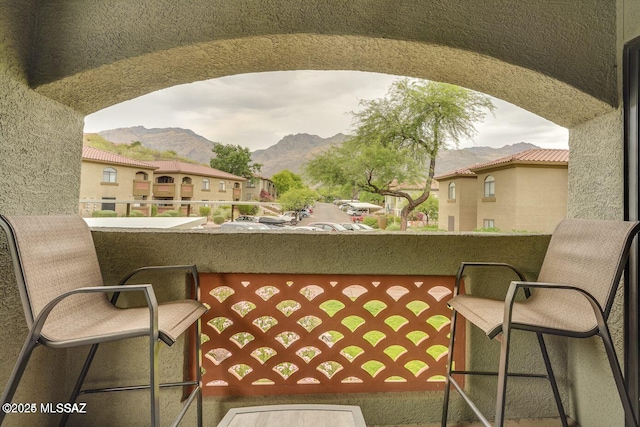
<box><xmin>0</xmin><ymin>215</ymin><xmax>105</xmax><ymax>328</ymax></box>
<box><xmin>538</xmin><ymin>218</ymin><xmax>640</xmax><ymax>318</ymax></box>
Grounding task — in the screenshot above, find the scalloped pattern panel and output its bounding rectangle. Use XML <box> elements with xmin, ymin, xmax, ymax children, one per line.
<box><xmin>198</xmin><ymin>274</ymin><xmax>464</xmax><ymax>396</ymax></box>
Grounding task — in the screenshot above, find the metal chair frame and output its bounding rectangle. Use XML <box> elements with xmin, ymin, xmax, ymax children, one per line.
<box><xmin>441</xmin><ymin>220</ymin><xmax>640</xmax><ymax>427</ymax></box>
<box><xmin>0</xmin><ymin>215</ymin><xmax>204</xmax><ymax>427</ymax></box>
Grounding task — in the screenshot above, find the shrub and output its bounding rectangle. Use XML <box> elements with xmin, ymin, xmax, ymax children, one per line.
<box><xmin>92</xmin><ymin>210</ymin><xmax>117</xmax><ymax>217</ymax></box>
<box><xmin>362</xmin><ymin>217</ymin><xmax>378</xmax><ymax>228</ymax></box>
<box><xmin>199</xmin><ymin>206</ymin><xmax>212</xmax><ymax>217</ymax></box>
<box><xmin>151</xmin><ymin>205</ymin><xmax>158</xmax><ymax>217</ymax></box>
<box><xmin>238</xmin><ymin>204</ymin><xmax>259</xmax><ymax>215</ymax></box>
<box><xmin>127</xmin><ymin>210</ymin><xmax>145</xmax><ymax>217</ymax></box>
<box><xmin>156</xmin><ymin>212</ymin><xmax>172</xmax><ymax>217</ymax></box>
<box><xmin>385</xmin><ymin>223</ymin><xmax>401</xmax><ymax>231</ymax></box>
<box><xmin>474</xmin><ymin>227</ymin><xmax>501</xmax><ymax>233</ymax></box>
<box><xmin>213</xmin><ymin>215</ymin><xmax>225</xmax><ymax>225</ymax></box>
<box><xmin>161</xmin><ymin>210</ymin><xmax>180</xmax><ymax>217</ymax></box>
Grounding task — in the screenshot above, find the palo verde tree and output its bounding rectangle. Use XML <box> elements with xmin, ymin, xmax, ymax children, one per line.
<box><xmin>210</xmin><ymin>143</ymin><xmax>263</xmax><ymax>179</ymax></box>
<box><xmin>306</xmin><ymin>79</ymin><xmax>494</xmax><ymax>230</ymax></box>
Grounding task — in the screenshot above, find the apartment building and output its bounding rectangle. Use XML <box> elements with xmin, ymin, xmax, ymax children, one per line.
<box><xmin>148</xmin><ymin>160</ymin><xmax>246</xmax><ymax>214</ymax></box>
<box><xmin>435</xmin><ymin>148</ymin><xmax>569</xmax><ymax>232</ymax></box>
<box><xmin>80</xmin><ymin>146</ymin><xmax>157</xmax><ymax>217</ymax></box>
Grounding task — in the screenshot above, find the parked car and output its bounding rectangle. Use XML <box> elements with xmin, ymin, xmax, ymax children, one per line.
<box><xmin>308</xmin><ymin>222</ymin><xmax>348</xmax><ymax>232</ymax></box>
<box><xmin>347</xmin><ymin>207</ymin><xmax>369</xmax><ymax>216</ymax></box>
<box><xmin>340</xmin><ymin>223</ymin><xmax>359</xmax><ymax>231</ymax></box>
<box><xmin>299</xmin><ymin>208</ymin><xmax>311</xmax><ymax>218</ymax></box>
<box><xmin>280</xmin><ymin>211</ymin><xmax>299</xmax><ymax>224</ymax></box>
<box><xmin>220</xmin><ymin>222</ymin><xmax>270</xmax><ymax>230</ymax></box>
<box><xmin>257</xmin><ymin>216</ymin><xmax>288</xmax><ymax>226</ymax></box>
<box><xmin>293</xmin><ymin>226</ymin><xmax>326</xmax><ymax>231</ymax></box>
<box><xmin>235</xmin><ymin>215</ymin><xmax>257</xmax><ymax>222</ymax></box>
<box><xmin>353</xmin><ymin>223</ymin><xmax>375</xmax><ymax>231</ymax></box>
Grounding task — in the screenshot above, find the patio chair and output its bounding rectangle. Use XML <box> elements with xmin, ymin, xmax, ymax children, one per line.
<box><xmin>0</xmin><ymin>214</ymin><xmax>207</xmax><ymax>427</ymax></box>
<box><xmin>441</xmin><ymin>218</ymin><xmax>640</xmax><ymax>427</ymax></box>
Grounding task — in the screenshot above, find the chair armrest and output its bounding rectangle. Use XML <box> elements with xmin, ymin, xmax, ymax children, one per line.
<box><xmin>32</xmin><ymin>285</ymin><xmax>159</xmax><ymax>341</ymax></box>
<box><xmin>112</xmin><ymin>265</ymin><xmax>199</xmax><ymax>305</ymax></box>
<box><xmin>503</xmin><ymin>281</ymin><xmax>605</xmax><ymax>329</ymax></box>
<box><xmin>454</xmin><ymin>262</ymin><xmax>527</xmax><ymax>297</ymax></box>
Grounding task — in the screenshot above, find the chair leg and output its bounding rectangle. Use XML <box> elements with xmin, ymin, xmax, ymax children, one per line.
<box><xmin>600</xmin><ymin>326</ymin><xmax>639</xmax><ymax>427</ymax></box>
<box><xmin>0</xmin><ymin>334</ymin><xmax>39</xmax><ymax>425</ymax></box>
<box><xmin>58</xmin><ymin>343</ymin><xmax>100</xmax><ymax>427</ymax></box>
<box><xmin>495</xmin><ymin>327</ymin><xmax>512</xmax><ymax>427</ymax></box>
<box><xmin>195</xmin><ymin>318</ymin><xmax>203</xmax><ymax>427</ymax></box>
<box><xmin>150</xmin><ymin>339</ymin><xmax>161</xmax><ymax>427</ymax></box>
<box><xmin>536</xmin><ymin>334</ymin><xmax>568</xmax><ymax>427</ymax></box>
<box><xmin>441</xmin><ymin>310</ymin><xmax>458</xmax><ymax>427</ymax></box>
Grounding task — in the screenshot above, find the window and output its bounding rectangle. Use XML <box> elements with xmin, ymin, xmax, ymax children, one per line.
<box><xmin>484</xmin><ymin>175</ymin><xmax>495</xmax><ymax>198</ymax></box>
<box><xmin>102</xmin><ymin>167</ymin><xmax>117</xmax><ymax>183</ymax></box>
<box><xmin>219</xmin><ymin>181</ymin><xmax>226</xmax><ymax>191</ymax></box>
<box><xmin>101</xmin><ymin>197</ymin><xmax>116</xmax><ymax>211</ymax></box>
<box><xmin>234</xmin><ymin>182</ymin><xmax>240</xmax><ymax>189</ymax></box>
<box><xmin>448</xmin><ymin>182</ymin><xmax>456</xmax><ymax>200</ymax></box>
<box><xmin>135</xmin><ymin>171</ymin><xmax>148</xmax><ymax>180</ymax></box>
<box><xmin>483</xmin><ymin>219</ymin><xmax>495</xmax><ymax>229</ymax></box>
<box><xmin>182</xmin><ymin>177</ymin><xmax>192</xmax><ymax>184</ymax></box>
<box><xmin>247</xmin><ymin>179</ymin><xmax>256</xmax><ymax>188</ymax></box>
<box><xmin>202</xmin><ymin>179</ymin><xmax>210</xmax><ymax>190</ymax></box>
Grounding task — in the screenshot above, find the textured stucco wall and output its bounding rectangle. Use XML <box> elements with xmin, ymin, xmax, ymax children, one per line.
<box><xmin>26</xmin><ymin>1</ymin><xmax>615</xmax><ymax>128</ymax></box>
<box><xmin>53</xmin><ymin>230</ymin><xmax>558</xmax><ymax>426</ymax></box>
<box><xmin>1</xmin><ymin>4</ymin><xmax>86</xmax><ymax>426</ymax></box>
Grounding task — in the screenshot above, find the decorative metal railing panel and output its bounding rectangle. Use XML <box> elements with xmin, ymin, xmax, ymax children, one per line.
<box><xmin>198</xmin><ymin>273</ymin><xmax>464</xmax><ymax>396</ymax></box>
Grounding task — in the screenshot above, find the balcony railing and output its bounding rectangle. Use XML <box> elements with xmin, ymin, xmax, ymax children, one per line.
<box><xmin>132</xmin><ymin>179</ymin><xmax>151</xmax><ymax>197</ymax></box>
<box><xmin>153</xmin><ymin>182</ymin><xmax>176</xmax><ymax>197</ymax></box>
<box><xmin>181</xmin><ymin>183</ymin><xmax>194</xmax><ymax>198</ymax></box>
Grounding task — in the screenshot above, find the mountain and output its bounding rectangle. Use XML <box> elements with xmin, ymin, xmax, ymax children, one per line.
<box><xmin>251</xmin><ymin>133</ymin><xmax>348</xmax><ymax>177</ymax></box>
<box><xmin>98</xmin><ymin>126</ymin><xmax>215</xmax><ymax>164</ymax></box>
<box><xmin>92</xmin><ymin>126</ymin><xmax>540</xmax><ymax>178</ymax></box>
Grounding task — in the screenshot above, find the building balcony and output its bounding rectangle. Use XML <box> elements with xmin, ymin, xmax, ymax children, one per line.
<box><xmin>153</xmin><ymin>183</ymin><xmax>176</xmax><ymax>197</ymax></box>
<box><xmin>181</xmin><ymin>183</ymin><xmax>194</xmax><ymax>198</ymax></box>
<box><xmin>132</xmin><ymin>179</ymin><xmax>151</xmax><ymax>197</ymax></box>
<box><xmin>4</xmin><ymin>230</ymin><xmax>584</xmax><ymax>426</ymax></box>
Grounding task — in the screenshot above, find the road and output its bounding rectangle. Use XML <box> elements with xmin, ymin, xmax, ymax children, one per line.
<box><xmin>298</xmin><ymin>202</ymin><xmax>353</xmax><ymax>225</ymax></box>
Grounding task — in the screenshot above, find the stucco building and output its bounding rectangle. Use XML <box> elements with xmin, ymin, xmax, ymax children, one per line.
<box><xmin>148</xmin><ymin>161</ymin><xmax>245</xmax><ymax>213</ymax></box>
<box><xmin>80</xmin><ymin>146</ymin><xmax>157</xmax><ymax>217</ymax></box>
<box><xmin>243</xmin><ymin>176</ymin><xmax>277</xmax><ymax>201</ymax></box>
<box><xmin>2</xmin><ymin>2</ymin><xmax>640</xmax><ymax>427</ymax></box>
<box><xmin>436</xmin><ymin>149</ymin><xmax>569</xmax><ymax>232</ymax></box>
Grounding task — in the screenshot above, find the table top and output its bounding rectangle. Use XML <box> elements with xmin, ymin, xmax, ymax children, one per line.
<box><xmin>217</xmin><ymin>404</ymin><xmax>367</xmax><ymax>427</ymax></box>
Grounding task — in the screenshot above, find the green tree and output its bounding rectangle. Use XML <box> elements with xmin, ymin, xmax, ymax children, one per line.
<box><xmin>271</xmin><ymin>169</ymin><xmax>304</xmax><ymax>195</ymax></box>
<box><xmin>307</xmin><ymin>79</ymin><xmax>494</xmax><ymax>230</ymax></box>
<box><xmin>210</xmin><ymin>143</ymin><xmax>262</xmax><ymax>178</ymax></box>
<box><xmin>416</xmin><ymin>196</ymin><xmax>439</xmax><ymax>224</ymax></box>
<box><xmin>279</xmin><ymin>188</ymin><xmax>318</xmax><ymax>211</ymax></box>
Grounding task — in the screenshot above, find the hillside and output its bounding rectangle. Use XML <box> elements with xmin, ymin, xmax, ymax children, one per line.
<box><xmin>98</xmin><ymin>126</ymin><xmax>215</xmax><ymax>164</ymax></box>
<box><xmin>83</xmin><ymin>133</ymin><xmax>198</xmax><ymax>163</ymax></box>
<box><xmin>251</xmin><ymin>133</ymin><xmax>348</xmax><ymax>177</ymax></box>
<box><xmin>90</xmin><ymin>126</ymin><xmax>540</xmax><ymax>178</ymax></box>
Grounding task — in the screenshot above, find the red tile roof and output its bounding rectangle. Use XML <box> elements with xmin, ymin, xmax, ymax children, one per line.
<box><xmin>149</xmin><ymin>160</ymin><xmax>246</xmax><ymax>181</ymax></box>
<box><xmin>433</xmin><ymin>167</ymin><xmax>476</xmax><ymax>181</ymax></box>
<box><xmin>469</xmin><ymin>148</ymin><xmax>569</xmax><ymax>172</ymax></box>
<box><xmin>82</xmin><ymin>146</ymin><xmax>157</xmax><ymax>169</ymax></box>
<box><xmin>434</xmin><ymin>148</ymin><xmax>569</xmax><ymax>180</ymax></box>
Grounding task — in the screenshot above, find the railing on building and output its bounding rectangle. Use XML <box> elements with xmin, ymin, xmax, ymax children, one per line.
<box><xmin>197</xmin><ymin>273</ymin><xmax>465</xmax><ymax>396</ymax></box>
<box><xmin>132</xmin><ymin>179</ymin><xmax>151</xmax><ymax>197</ymax></box>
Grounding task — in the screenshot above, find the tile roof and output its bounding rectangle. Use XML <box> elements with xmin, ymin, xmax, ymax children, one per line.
<box><xmin>469</xmin><ymin>148</ymin><xmax>569</xmax><ymax>172</ymax></box>
<box><xmin>149</xmin><ymin>160</ymin><xmax>246</xmax><ymax>180</ymax></box>
<box><xmin>82</xmin><ymin>146</ymin><xmax>157</xmax><ymax>169</ymax></box>
<box><xmin>433</xmin><ymin>167</ymin><xmax>476</xmax><ymax>180</ymax></box>
<box><xmin>434</xmin><ymin>148</ymin><xmax>569</xmax><ymax>179</ymax></box>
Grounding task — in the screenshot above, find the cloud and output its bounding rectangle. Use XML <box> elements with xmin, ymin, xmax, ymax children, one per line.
<box><xmin>84</xmin><ymin>71</ymin><xmax>568</xmax><ymax>151</ymax></box>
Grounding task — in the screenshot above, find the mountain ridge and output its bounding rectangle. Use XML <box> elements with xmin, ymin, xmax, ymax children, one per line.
<box><xmin>93</xmin><ymin>126</ymin><xmax>541</xmax><ymax>179</ymax></box>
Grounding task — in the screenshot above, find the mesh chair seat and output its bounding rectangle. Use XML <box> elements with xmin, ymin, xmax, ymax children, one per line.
<box><xmin>42</xmin><ymin>298</ymin><xmax>207</xmax><ymax>348</ymax></box>
<box><xmin>449</xmin><ymin>289</ymin><xmax>597</xmax><ymax>339</ymax></box>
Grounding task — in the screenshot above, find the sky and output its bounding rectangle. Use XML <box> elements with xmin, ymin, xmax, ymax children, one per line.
<box><xmin>84</xmin><ymin>70</ymin><xmax>568</xmax><ymax>151</ymax></box>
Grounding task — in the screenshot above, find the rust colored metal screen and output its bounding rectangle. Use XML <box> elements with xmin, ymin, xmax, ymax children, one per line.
<box><xmin>197</xmin><ymin>273</ymin><xmax>464</xmax><ymax>396</ymax></box>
